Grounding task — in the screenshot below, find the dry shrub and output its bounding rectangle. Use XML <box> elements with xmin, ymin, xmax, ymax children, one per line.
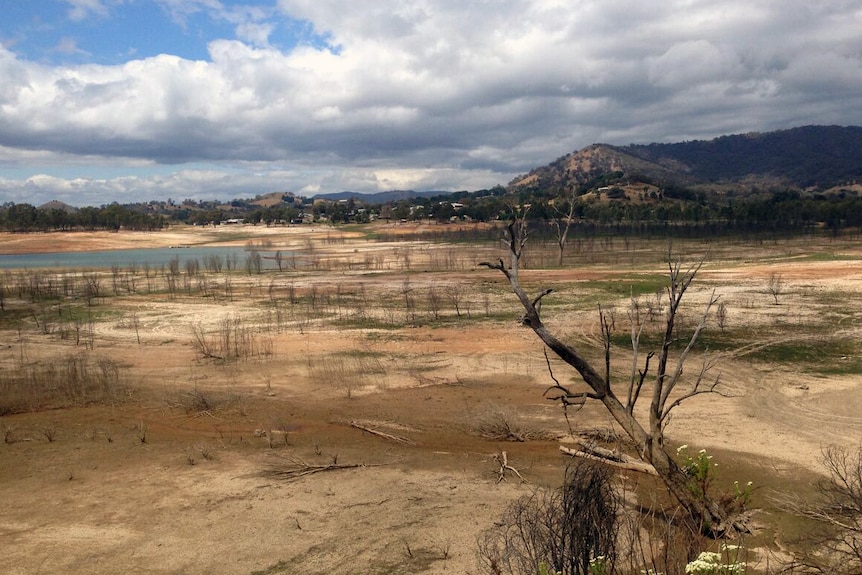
<box><xmin>191</xmin><ymin>316</ymin><xmax>273</xmax><ymax>362</ymax></box>
<box><xmin>307</xmin><ymin>351</ymin><xmax>388</xmax><ymax>398</ymax></box>
<box><xmin>0</xmin><ymin>354</ymin><xmax>128</xmax><ymax>415</ymax></box>
<box><xmin>167</xmin><ymin>387</ymin><xmax>245</xmax><ymax>416</ymax></box>
<box><xmin>471</xmin><ymin>404</ymin><xmax>555</xmax><ymax>442</ymax></box>
<box><xmin>478</xmin><ymin>459</ymin><xmax>715</xmax><ymax>575</ymax></box>
<box><xmin>778</xmin><ymin>444</ymin><xmax>862</xmax><ymax>575</ymax></box>
<box><xmin>477</xmin><ymin>460</ymin><xmax>620</xmax><ymax>575</ymax></box>
<box><xmin>615</xmin><ymin>499</ymin><xmax>708</xmax><ymax>575</ymax></box>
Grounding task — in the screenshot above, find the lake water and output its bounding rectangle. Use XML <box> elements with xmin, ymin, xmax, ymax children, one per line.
<box><xmin>0</xmin><ymin>246</ymin><xmax>279</xmax><ymax>270</ymax></box>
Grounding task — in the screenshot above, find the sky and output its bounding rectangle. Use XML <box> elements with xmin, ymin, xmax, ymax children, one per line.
<box><xmin>1</xmin><ymin>1</ymin><xmax>862</xmax><ymax>207</ymax></box>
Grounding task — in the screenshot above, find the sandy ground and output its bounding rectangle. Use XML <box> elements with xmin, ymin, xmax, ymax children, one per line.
<box><xmin>2</xmin><ymin>224</ymin><xmax>862</xmax><ymax>574</ymax></box>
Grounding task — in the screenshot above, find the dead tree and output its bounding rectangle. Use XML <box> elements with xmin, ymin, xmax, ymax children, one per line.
<box><xmin>767</xmin><ymin>271</ymin><xmax>784</xmax><ymax>305</ymax></box>
<box><xmin>481</xmin><ymin>219</ymin><xmax>738</xmax><ymax>536</ymax></box>
<box><xmin>552</xmin><ymin>188</ymin><xmax>578</xmax><ymax>267</ymax></box>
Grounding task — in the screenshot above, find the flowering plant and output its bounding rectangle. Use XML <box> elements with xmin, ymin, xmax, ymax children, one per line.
<box><xmin>677</xmin><ymin>445</ymin><xmax>717</xmax><ymax>499</ymax></box>
<box><xmin>684</xmin><ymin>546</ymin><xmax>746</xmax><ymax>575</ymax></box>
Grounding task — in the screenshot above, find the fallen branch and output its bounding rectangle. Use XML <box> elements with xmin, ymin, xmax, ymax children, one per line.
<box><xmin>262</xmin><ymin>456</ymin><xmax>389</xmax><ymax>482</ymax></box>
<box><xmin>493</xmin><ymin>450</ymin><xmax>525</xmax><ymax>483</ymax></box>
<box><xmin>560</xmin><ymin>440</ymin><xmax>659</xmax><ymax>477</ymax></box>
<box><xmin>349</xmin><ymin>420</ymin><xmax>416</xmax><ymax>445</ymax></box>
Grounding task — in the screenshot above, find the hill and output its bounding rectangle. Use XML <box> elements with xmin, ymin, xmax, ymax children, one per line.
<box><xmin>37</xmin><ymin>200</ymin><xmax>78</xmax><ymax>213</ymax></box>
<box><xmin>510</xmin><ymin>125</ymin><xmax>862</xmax><ymax>194</ymax></box>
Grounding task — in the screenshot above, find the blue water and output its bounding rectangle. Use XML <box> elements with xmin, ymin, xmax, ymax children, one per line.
<box><xmin>0</xmin><ymin>246</ymin><xmax>279</xmax><ymax>270</ymax></box>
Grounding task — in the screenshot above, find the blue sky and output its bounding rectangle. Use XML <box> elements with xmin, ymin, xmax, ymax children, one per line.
<box><xmin>2</xmin><ymin>1</ymin><xmax>330</xmax><ymax>65</ymax></box>
<box><xmin>2</xmin><ymin>0</ymin><xmax>862</xmax><ymax>206</ymax></box>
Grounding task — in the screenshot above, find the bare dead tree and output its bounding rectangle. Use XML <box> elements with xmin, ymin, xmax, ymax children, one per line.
<box><xmin>716</xmin><ymin>301</ymin><xmax>728</xmax><ymax>333</ymax></box>
<box><xmin>481</xmin><ymin>219</ymin><xmax>738</xmax><ymax>536</ymax></box>
<box><xmin>427</xmin><ymin>286</ymin><xmax>442</xmax><ymax>320</ymax></box>
<box><xmin>767</xmin><ymin>271</ymin><xmax>785</xmax><ymax>305</ymax></box>
<box><xmin>401</xmin><ymin>278</ymin><xmax>415</xmax><ymax>323</ymax></box>
<box><xmin>551</xmin><ymin>188</ymin><xmax>578</xmax><ymax>267</ymax></box>
<box><xmin>83</xmin><ymin>273</ymin><xmax>102</xmax><ymax>307</ymax></box>
<box><xmin>447</xmin><ymin>283</ymin><xmax>466</xmax><ymax>318</ymax></box>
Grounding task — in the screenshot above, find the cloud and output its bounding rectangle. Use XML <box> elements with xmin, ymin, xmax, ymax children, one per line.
<box><xmin>53</xmin><ymin>37</ymin><xmax>91</xmax><ymax>57</ymax></box>
<box><xmin>154</xmin><ymin>0</ymin><xmax>225</xmax><ymax>28</ymax></box>
<box><xmin>0</xmin><ymin>164</ymin><xmax>507</xmax><ymax>207</ymax></box>
<box><xmin>3</xmin><ymin>0</ymin><xmax>862</xmax><ymax>205</ymax></box>
<box><xmin>64</xmin><ymin>0</ymin><xmax>110</xmax><ymax>22</ymax></box>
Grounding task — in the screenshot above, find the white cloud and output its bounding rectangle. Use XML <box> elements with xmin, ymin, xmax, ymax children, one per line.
<box><xmin>0</xmin><ymin>164</ymin><xmax>509</xmax><ymax>207</ymax></box>
<box><xmin>154</xmin><ymin>0</ymin><xmax>225</xmax><ymax>28</ymax></box>
<box><xmin>234</xmin><ymin>21</ymin><xmax>274</xmax><ymax>47</ymax></box>
<box><xmin>54</xmin><ymin>37</ymin><xmax>91</xmax><ymax>56</ymax></box>
<box><xmin>3</xmin><ymin>0</ymin><xmax>862</xmax><ymax>205</ymax></box>
<box><xmin>64</xmin><ymin>0</ymin><xmax>110</xmax><ymax>22</ymax></box>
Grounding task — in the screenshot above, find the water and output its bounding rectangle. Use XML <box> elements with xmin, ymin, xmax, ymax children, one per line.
<box><xmin>0</xmin><ymin>246</ymin><xmax>280</xmax><ymax>270</ymax></box>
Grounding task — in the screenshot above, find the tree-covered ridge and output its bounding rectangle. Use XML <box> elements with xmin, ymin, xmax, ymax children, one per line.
<box><xmin>510</xmin><ymin>125</ymin><xmax>862</xmax><ymax>193</ymax></box>
<box><xmin>626</xmin><ymin>125</ymin><xmax>862</xmax><ymax>188</ymax></box>
<box><xmin>0</xmin><ymin>202</ymin><xmax>165</xmax><ymax>232</ymax></box>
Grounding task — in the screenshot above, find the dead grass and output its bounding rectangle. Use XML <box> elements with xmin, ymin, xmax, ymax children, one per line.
<box><xmin>470</xmin><ymin>403</ymin><xmax>558</xmax><ymax>442</ymax></box>
<box><xmin>0</xmin><ymin>353</ymin><xmax>129</xmax><ymax>415</ymax></box>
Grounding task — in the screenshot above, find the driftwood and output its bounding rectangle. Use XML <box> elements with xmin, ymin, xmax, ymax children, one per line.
<box><xmin>349</xmin><ymin>420</ymin><xmax>416</xmax><ymax>445</ymax></box>
<box><xmin>560</xmin><ymin>440</ymin><xmax>659</xmax><ymax>477</ymax></box>
<box><xmin>493</xmin><ymin>451</ymin><xmax>525</xmax><ymax>483</ymax></box>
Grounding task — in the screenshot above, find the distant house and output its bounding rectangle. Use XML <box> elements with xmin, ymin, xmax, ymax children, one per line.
<box><xmin>222</xmin><ymin>218</ymin><xmax>245</xmax><ymax>225</ymax></box>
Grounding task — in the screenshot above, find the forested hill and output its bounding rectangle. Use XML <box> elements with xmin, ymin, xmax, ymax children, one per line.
<box><xmin>510</xmin><ymin>125</ymin><xmax>862</xmax><ymax>193</ymax></box>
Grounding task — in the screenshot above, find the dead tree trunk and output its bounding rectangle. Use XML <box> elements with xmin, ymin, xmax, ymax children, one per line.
<box><xmin>552</xmin><ymin>188</ymin><xmax>578</xmax><ymax>267</ymax></box>
<box><xmin>482</xmin><ymin>220</ymin><xmax>738</xmax><ymax>536</ymax></box>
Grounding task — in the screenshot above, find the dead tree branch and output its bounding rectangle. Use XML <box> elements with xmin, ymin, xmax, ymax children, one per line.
<box><xmin>493</xmin><ymin>451</ymin><xmax>526</xmax><ymax>483</ymax></box>
<box><xmin>560</xmin><ymin>444</ymin><xmax>659</xmax><ymax>477</ymax></box>
<box><xmin>349</xmin><ymin>420</ymin><xmax>416</xmax><ymax>445</ymax></box>
<box><xmin>262</xmin><ymin>455</ymin><xmax>389</xmax><ymax>482</ymax></box>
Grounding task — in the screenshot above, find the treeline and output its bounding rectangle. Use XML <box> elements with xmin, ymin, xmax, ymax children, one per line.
<box><xmin>4</xmin><ymin>184</ymin><xmax>861</xmax><ymax>235</ymax></box>
<box><xmin>0</xmin><ymin>202</ymin><xmax>165</xmax><ymax>232</ymax></box>
<box><xmin>378</xmin><ymin>187</ymin><xmax>862</xmax><ymax>234</ymax></box>
<box><xmin>529</xmin><ymin>191</ymin><xmax>862</xmax><ymax>233</ymax></box>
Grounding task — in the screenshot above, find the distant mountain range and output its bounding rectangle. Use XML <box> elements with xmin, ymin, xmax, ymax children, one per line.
<box><xmin>509</xmin><ymin>125</ymin><xmax>862</xmax><ymax>194</ymax></box>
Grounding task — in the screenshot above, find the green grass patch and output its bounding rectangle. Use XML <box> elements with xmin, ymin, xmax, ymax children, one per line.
<box><xmin>796</xmin><ymin>251</ymin><xmax>862</xmax><ymax>262</ymax></box>
<box><xmin>523</xmin><ymin>275</ymin><xmax>669</xmax><ymax>314</ymax></box>
<box><xmin>334</xmin><ymin>316</ymin><xmax>406</xmax><ymax>330</ymax></box>
<box><xmin>746</xmin><ymin>337</ymin><xmax>862</xmax><ymax>374</ymax></box>
<box><xmin>587</xmin><ymin>274</ymin><xmax>669</xmax><ymax>298</ymax></box>
<box><xmin>609</xmin><ymin>322</ymin><xmax>862</xmax><ymax>375</ymax></box>
<box><xmin>0</xmin><ymin>307</ymin><xmax>35</xmax><ymax>326</ymax></box>
<box><xmin>58</xmin><ymin>305</ymin><xmax>120</xmax><ymax>323</ymax></box>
